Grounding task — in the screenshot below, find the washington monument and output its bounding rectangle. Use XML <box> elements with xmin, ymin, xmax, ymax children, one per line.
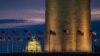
<box><xmin>45</xmin><ymin>0</ymin><xmax>92</xmax><ymax>52</ymax></box>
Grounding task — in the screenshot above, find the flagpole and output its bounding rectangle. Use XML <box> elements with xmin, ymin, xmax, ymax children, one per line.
<box><xmin>23</xmin><ymin>30</ymin><xmax>29</xmax><ymax>52</ymax></box>
<box><xmin>23</xmin><ymin>36</ymin><xmax>25</xmax><ymax>53</ymax></box>
<box><xmin>36</xmin><ymin>36</ymin><xmax>37</xmax><ymax>53</ymax></box>
<box><xmin>24</xmin><ymin>31</ymin><xmax>26</xmax><ymax>53</ymax></box>
<box><xmin>35</xmin><ymin>31</ymin><xmax>37</xmax><ymax>53</ymax></box>
<box><xmin>24</xmin><ymin>30</ymin><xmax>26</xmax><ymax>53</ymax></box>
<box><xmin>32</xmin><ymin>32</ymin><xmax>37</xmax><ymax>53</ymax></box>
<box><xmin>37</xmin><ymin>35</ymin><xmax>40</xmax><ymax>53</ymax></box>
<box><xmin>0</xmin><ymin>36</ymin><xmax>1</xmax><ymax>53</ymax></box>
<box><xmin>0</xmin><ymin>36</ymin><xmax>2</xmax><ymax>53</ymax></box>
<box><xmin>12</xmin><ymin>30</ymin><xmax>18</xmax><ymax>53</ymax></box>
<box><xmin>3</xmin><ymin>31</ymin><xmax>9</xmax><ymax>53</ymax></box>
<box><xmin>2</xmin><ymin>38</ymin><xmax>3</xmax><ymax>53</ymax></box>
<box><xmin>24</xmin><ymin>30</ymin><xmax>31</xmax><ymax>53</ymax></box>
<box><xmin>2</xmin><ymin>36</ymin><xmax>5</xmax><ymax>53</ymax></box>
<box><xmin>17</xmin><ymin>36</ymin><xmax>19</xmax><ymax>53</ymax></box>
<box><xmin>23</xmin><ymin>35</ymin><xmax>26</xmax><ymax>53</ymax></box>
<box><xmin>17</xmin><ymin>36</ymin><xmax>19</xmax><ymax>52</ymax></box>
<box><xmin>7</xmin><ymin>36</ymin><xmax>8</xmax><ymax>53</ymax></box>
<box><xmin>16</xmin><ymin>36</ymin><xmax>19</xmax><ymax>53</ymax></box>
<box><xmin>4</xmin><ymin>36</ymin><xmax>8</xmax><ymax>53</ymax></box>
<box><xmin>12</xmin><ymin>37</ymin><xmax>13</xmax><ymax>53</ymax></box>
<box><xmin>36</xmin><ymin>30</ymin><xmax>44</xmax><ymax>52</ymax></box>
<box><xmin>22</xmin><ymin>36</ymin><xmax>24</xmax><ymax>53</ymax></box>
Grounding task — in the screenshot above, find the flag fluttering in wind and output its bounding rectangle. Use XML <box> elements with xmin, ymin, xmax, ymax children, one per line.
<box><xmin>92</xmin><ymin>32</ymin><xmax>96</xmax><ymax>36</ymax></box>
<box><xmin>63</xmin><ymin>29</ymin><xmax>70</xmax><ymax>34</ymax></box>
<box><xmin>36</xmin><ymin>29</ymin><xmax>44</xmax><ymax>35</ymax></box>
<box><xmin>77</xmin><ymin>30</ymin><xmax>84</xmax><ymax>35</ymax></box>
<box><xmin>7</xmin><ymin>37</ymin><xmax>13</xmax><ymax>42</ymax></box>
<box><xmin>1</xmin><ymin>30</ymin><xmax>8</xmax><ymax>36</ymax></box>
<box><xmin>27</xmin><ymin>37</ymin><xmax>35</xmax><ymax>42</ymax></box>
<box><xmin>24</xmin><ymin>30</ymin><xmax>31</xmax><ymax>35</ymax></box>
<box><xmin>0</xmin><ymin>37</ymin><xmax>4</xmax><ymax>42</ymax></box>
<box><xmin>16</xmin><ymin>37</ymin><xmax>23</xmax><ymax>42</ymax></box>
<box><xmin>12</xmin><ymin>31</ymin><xmax>19</xmax><ymax>36</ymax></box>
<box><xmin>50</xmin><ymin>30</ymin><xmax>56</xmax><ymax>35</ymax></box>
<box><xmin>30</xmin><ymin>38</ymin><xmax>35</xmax><ymax>41</ymax></box>
<box><xmin>90</xmin><ymin>30</ymin><xmax>96</xmax><ymax>36</ymax></box>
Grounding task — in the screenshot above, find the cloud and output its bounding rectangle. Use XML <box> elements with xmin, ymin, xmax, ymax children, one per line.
<box><xmin>0</xmin><ymin>18</ymin><xmax>45</xmax><ymax>28</ymax></box>
<box><xmin>24</xmin><ymin>18</ymin><xmax>45</xmax><ymax>23</ymax></box>
<box><xmin>0</xmin><ymin>9</ymin><xmax>45</xmax><ymax>28</ymax></box>
<box><xmin>91</xmin><ymin>8</ymin><xmax>100</xmax><ymax>21</ymax></box>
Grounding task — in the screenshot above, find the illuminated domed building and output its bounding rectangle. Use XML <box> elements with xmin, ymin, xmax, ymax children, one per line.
<box><xmin>25</xmin><ymin>36</ymin><xmax>42</xmax><ymax>53</ymax></box>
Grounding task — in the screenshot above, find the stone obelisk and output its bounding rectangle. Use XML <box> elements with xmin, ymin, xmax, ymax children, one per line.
<box><xmin>45</xmin><ymin>0</ymin><xmax>92</xmax><ymax>52</ymax></box>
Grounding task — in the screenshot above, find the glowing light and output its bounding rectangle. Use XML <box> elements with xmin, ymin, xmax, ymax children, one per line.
<box><xmin>25</xmin><ymin>36</ymin><xmax>42</xmax><ymax>53</ymax></box>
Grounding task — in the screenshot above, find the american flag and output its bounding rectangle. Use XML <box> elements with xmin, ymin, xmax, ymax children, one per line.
<box><xmin>63</xmin><ymin>29</ymin><xmax>70</xmax><ymax>34</ymax></box>
<box><xmin>77</xmin><ymin>30</ymin><xmax>84</xmax><ymax>35</ymax></box>
<box><xmin>50</xmin><ymin>30</ymin><xmax>56</xmax><ymax>35</ymax></box>
<box><xmin>92</xmin><ymin>31</ymin><xmax>96</xmax><ymax>36</ymax></box>
<box><xmin>12</xmin><ymin>31</ymin><xmax>19</xmax><ymax>36</ymax></box>
<box><xmin>16</xmin><ymin>37</ymin><xmax>23</xmax><ymax>42</ymax></box>
<box><xmin>36</xmin><ymin>29</ymin><xmax>44</xmax><ymax>35</ymax></box>
<box><xmin>7</xmin><ymin>37</ymin><xmax>13</xmax><ymax>42</ymax></box>
<box><xmin>1</xmin><ymin>30</ymin><xmax>8</xmax><ymax>36</ymax></box>
<box><xmin>90</xmin><ymin>30</ymin><xmax>96</xmax><ymax>36</ymax></box>
<box><xmin>24</xmin><ymin>30</ymin><xmax>31</xmax><ymax>35</ymax></box>
<box><xmin>27</xmin><ymin>37</ymin><xmax>35</xmax><ymax>41</ymax></box>
<box><xmin>0</xmin><ymin>37</ymin><xmax>4</xmax><ymax>42</ymax></box>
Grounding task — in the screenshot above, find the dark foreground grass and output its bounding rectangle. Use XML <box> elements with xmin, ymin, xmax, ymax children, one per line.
<box><xmin>0</xmin><ymin>52</ymin><xmax>99</xmax><ymax>56</ymax></box>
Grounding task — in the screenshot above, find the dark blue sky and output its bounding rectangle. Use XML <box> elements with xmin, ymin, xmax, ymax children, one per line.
<box><xmin>0</xmin><ymin>0</ymin><xmax>45</xmax><ymax>28</ymax></box>
<box><xmin>91</xmin><ymin>0</ymin><xmax>100</xmax><ymax>9</ymax></box>
<box><xmin>0</xmin><ymin>0</ymin><xmax>45</xmax><ymax>10</ymax></box>
<box><xmin>0</xmin><ymin>0</ymin><xmax>99</xmax><ymax>28</ymax></box>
